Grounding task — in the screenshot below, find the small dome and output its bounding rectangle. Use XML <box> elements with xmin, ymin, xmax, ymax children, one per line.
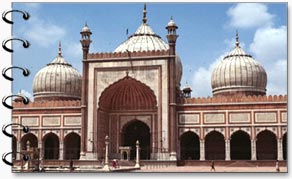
<box><xmin>33</xmin><ymin>43</ymin><xmax>82</xmax><ymax>101</ymax></box>
<box><xmin>182</xmin><ymin>82</ymin><xmax>192</xmax><ymax>93</ymax></box>
<box><xmin>211</xmin><ymin>33</ymin><xmax>267</xmax><ymax>97</ymax></box>
<box><xmin>81</xmin><ymin>22</ymin><xmax>91</xmax><ymax>33</ymax></box>
<box><xmin>167</xmin><ymin>16</ymin><xmax>177</xmax><ymax>28</ymax></box>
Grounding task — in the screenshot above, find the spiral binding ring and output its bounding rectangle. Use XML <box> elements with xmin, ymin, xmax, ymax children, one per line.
<box><xmin>2</xmin><ymin>10</ymin><xmax>30</xmax><ymax>24</ymax></box>
<box><xmin>2</xmin><ymin>66</ymin><xmax>30</xmax><ymax>81</ymax></box>
<box><xmin>2</xmin><ymin>94</ymin><xmax>30</xmax><ymax>110</ymax></box>
<box><xmin>2</xmin><ymin>38</ymin><xmax>30</xmax><ymax>53</ymax></box>
<box><xmin>2</xmin><ymin>152</ymin><xmax>30</xmax><ymax>166</ymax></box>
<box><xmin>2</xmin><ymin>9</ymin><xmax>32</xmax><ymax>169</ymax></box>
<box><xmin>2</xmin><ymin>123</ymin><xmax>29</xmax><ymax>138</ymax></box>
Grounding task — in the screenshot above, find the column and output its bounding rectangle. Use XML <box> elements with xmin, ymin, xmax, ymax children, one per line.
<box><xmin>16</xmin><ymin>141</ymin><xmax>21</xmax><ymax>160</ymax></box>
<box><xmin>251</xmin><ymin>139</ymin><xmax>257</xmax><ymax>160</ymax></box>
<box><xmin>200</xmin><ymin>139</ymin><xmax>205</xmax><ymax>160</ymax></box>
<box><xmin>225</xmin><ymin>139</ymin><xmax>230</xmax><ymax>160</ymax></box>
<box><xmin>277</xmin><ymin>138</ymin><xmax>283</xmax><ymax>161</ymax></box>
<box><xmin>103</xmin><ymin>136</ymin><xmax>110</xmax><ymax>171</ymax></box>
<box><xmin>59</xmin><ymin>142</ymin><xmax>64</xmax><ymax>160</ymax></box>
<box><xmin>38</xmin><ymin>142</ymin><xmax>43</xmax><ymax>159</ymax></box>
<box><xmin>135</xmin><ymin>140</ymin><xmax>140</xmax><ymax>168</ymax></box>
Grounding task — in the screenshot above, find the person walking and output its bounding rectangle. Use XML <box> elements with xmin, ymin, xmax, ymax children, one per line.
<box><xmin>276</xmin><ymin>160</ymin><xmax>280</xmax><ymax>172</ymax></box>
<box><xmin>210</xmin><ymin>160</ymin><xmax>215</xmax><ymax>172</ymax></box>
<box><xmin>70</xmin><ymin>160</ymin><xmax>74</xmax><ymax>172</ymax></box>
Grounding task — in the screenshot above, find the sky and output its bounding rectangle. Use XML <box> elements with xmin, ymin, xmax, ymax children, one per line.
<box><xmin>12</xmin><ymin>2</ymin><xmax>287</xmax><ymax>100</ymax></box>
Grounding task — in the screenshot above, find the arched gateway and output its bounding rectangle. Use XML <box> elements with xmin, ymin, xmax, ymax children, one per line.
<box><xmin>97</xmin><ymin>76</ymin><xmax>157</xmax><ymax>159</ymax></box>
<box><xmin>122</xmin><ymin>120</ymin><xmax>150</xmax><ymax>159</ymax></box>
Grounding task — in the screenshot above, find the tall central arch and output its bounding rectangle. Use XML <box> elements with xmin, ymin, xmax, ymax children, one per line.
<box><xmin>97</xmin><ymin>76</ymin><xmax>158</xmax><ymax>158</ymax></box>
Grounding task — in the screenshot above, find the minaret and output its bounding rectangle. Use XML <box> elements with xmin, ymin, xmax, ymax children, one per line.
<box><xmin>80</xmin><ymin>22</ymin><xmax>92</xmax><ymax>159</ymax></box>
<box><xmin>166</xmin><ymin>16</ymin><xmax>178</xmax><ymax>55</ymax></box>
<box><xmin>80</xmin><ymin>22</ymin><xmax>92</xmax><ymax>60</ymax></box>
<box><xmin>166</xmin><ymin>16</ymin><xmax>179</xmax><ymax>160</ymax></box>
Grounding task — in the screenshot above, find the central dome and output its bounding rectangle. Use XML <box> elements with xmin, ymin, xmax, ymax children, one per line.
<box><xmin>114</xmin><ymin>5</ymin><xmax>168</xmax><ymax>53</ymax></box>
<box><xmin>211</xmin><ymin>33</ymin><xmax>267</xmax><ymax>97</ymax></box>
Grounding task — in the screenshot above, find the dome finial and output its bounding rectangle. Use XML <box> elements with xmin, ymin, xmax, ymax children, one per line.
<box><xmin>58</xmin><ymin>41</ymin><xmax>62</xmax><ymax>56</ymax></box>
<box><xmin>236</xmin><ymin>30</ymin><xmax>240</xmax><ymax>47</ymax></box>
<box><xmin>143</xmin><ymin>3</ymin><xmax>147</xmax><ymax>24</ymax></box>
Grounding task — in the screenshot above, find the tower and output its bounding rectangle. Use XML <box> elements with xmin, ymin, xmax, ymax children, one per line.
<box><xmin>166</xmin><ymin>16</ymin><xmax>178</xmax><ymax>55</ymax></box>
<box><xmin>80</xmin><ymin>22</ymin><xmax>92</xmax><ymax>159</ymax></box>
<box><xmin>166</xmin><ymin>16</ymin><xmax>179</xmax><ymax>160</ymax></box>
<box><xmin>80</xmin><ymin>22</ymin><xmax>92</xmax><ymax>60</ymax></box>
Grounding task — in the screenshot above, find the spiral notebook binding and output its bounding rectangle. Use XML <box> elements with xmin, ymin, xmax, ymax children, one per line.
<box><xmin>1</xmin><ymin>9</ymin><xmax>31</xmax><ymax>167</ymax></box>
<box><xmin>2</xmin><ymin>38</ymin><xmax>30</xmax><ymax>53</ymax></box>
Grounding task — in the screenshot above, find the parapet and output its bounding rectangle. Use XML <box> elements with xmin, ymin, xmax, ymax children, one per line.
<box><xmin>13</xmin><ymin>99</ymin><xmax>81</xmax><ymax>108</ymax></box>
<box><xmin>181</xmin><ymin>95</ymin><xmax>287</xmax><ymax>104</ymax></box>
<box><xmin>87</xmin><ymin>50</ymin><xmax>169</xmax><ymax>59</ymax></box>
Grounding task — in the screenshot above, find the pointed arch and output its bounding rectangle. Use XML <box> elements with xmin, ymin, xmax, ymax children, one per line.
<box><xmin>283</xmin><ymin>132</ymin><xmax>287</xmax><ymax>160</ymax></box>
<box><xmin>180</xmin><ymin>131</ymin><xmax>200</xmax><ymax>160</ymax></box>
<box><xmin>205</xmin><ymin>131</ymin><xmax>225</xmax><ymax>160</ymax></box>
<box><xmin>122</xmin><ymin>120</ymin><xmax>150</xmax><ymax>160</ymax></box>
<box><xmin>230</xmin><ymin>130</ymin><xmax>251</xmax><ymax>160</ymax></box>
<box><xmin>21</xmin><ymin>133</ymin><xmax>38</xmax><ymax>150</ymax></box>
<box><xmin>64</xmin><ymin>132</ymin><xmax>81</xmax><ymax>160</ymax></box>
<box><xmin>256</xmin><ymin>130</ymin><xmax>277</xmax><ymax>160</ymax></box>
<box><xmin>12</xmin><ymin>135</ymin><xmax>17</xmax><ymax>159</ymax></box>
<box><xmin>43</xmin><ymin>132</ymin><xmax>59</xmax><ymax>160</ymax></box>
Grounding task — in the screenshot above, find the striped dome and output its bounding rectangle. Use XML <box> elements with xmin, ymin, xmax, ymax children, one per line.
<box><xmin>33</xmin><ymin>44</ymin><xmax>81</xmax><ymax>101</ymax></box>
<box><xmin>211</xmin><ymin>34</ymin><xmax>267</xmax><ymax>97</ymax></box>
<box><xmin>114</xmin><ymin>23</ymin><xmax>169</xmax><ymax>53</ymax></box>
<box><xmin>114</xmin><ymin>4</ymin><xmax>168</xmax><ymax>53</ymax></box>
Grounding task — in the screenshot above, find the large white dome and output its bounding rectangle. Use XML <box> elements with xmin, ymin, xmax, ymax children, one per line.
<box><xmin>211</xmin><ymin>34</ymin><xmax>267</xmax><ymax>97</ymax></box>
<box><xmin>33</xmin><ymin>44</ymin><xmax>82</xmax><ymax>101</ymax></box>
<box><xmin>114</xmin><ymin>23</ymin><xmax>169</xmax><ymax>53</ymax></box>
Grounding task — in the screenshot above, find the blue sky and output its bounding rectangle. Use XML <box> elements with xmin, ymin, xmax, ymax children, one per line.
<box><xmin>12</xmin><ymin>2</ymin><xmax>287</xmax><ymax>100</ymax></box>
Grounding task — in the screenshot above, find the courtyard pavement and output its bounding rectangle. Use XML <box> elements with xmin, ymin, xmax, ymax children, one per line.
<box><xmin>134</xmin><ymin>165</ymin><xmax>288</xmax><ymax>173</ymax></box>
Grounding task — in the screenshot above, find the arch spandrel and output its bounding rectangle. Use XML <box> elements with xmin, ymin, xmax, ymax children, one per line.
<box><xmin>255</xmin><ymin>127</ymin><xmax>277</xmax><ymax>138</ymax></box>
<box><xmin>204</xmin><ymin>128</ymin><xmax>225</xmax><ymax>139</ymax></box>
<box><xmin>229</xmin><ymin>128</ymin><xmax>251</xmax><ymax>139</ymax></box>
<box><xmin>179</xmin><ymin>128</ymin><xmax>200</xmax><ymax>138</ymax></box>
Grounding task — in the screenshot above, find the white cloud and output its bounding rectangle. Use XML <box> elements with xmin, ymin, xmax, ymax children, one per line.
<box><xmin>191</xmin><ymin>54</ymin><xmax>226</xmax><ymax>97</ymax></box>
<box><xmin>227</xmin><ymin>3</ymin><xmax>274</xmax><ymax>29</ymax></box>
<box><xmin>265</xmin><ymin>60</ymin><xmax>287</xmax><ymax>95</ymax></box>
<box><xmin>22</xmin><ymin>3</ymin><xmax>41</xmax><ymax>9</ymax></box>
<box><xmin>250</xmin><ymin>26</ymin><xmax>287</xmax><ymax>64</ymax></box>
<box><xmin>249</xmin><ymin>26</ymin><xmax>287</xmax><ymax>95</ymax></box>
<box><xmin>20</xmin><ymin>89</ymin><xmax>33</xmax><ymax>102</ymax></box>
<box><xmin>23</xmin><ymin>17</ymin><xmax>66</xmax><ymax>48</ymax></box>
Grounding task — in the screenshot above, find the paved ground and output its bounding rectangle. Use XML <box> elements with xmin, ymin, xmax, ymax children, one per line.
<box><xmin>135</xmin><ymin>166</ymin><xmax>288</xmax><ymax>173</ymax></box>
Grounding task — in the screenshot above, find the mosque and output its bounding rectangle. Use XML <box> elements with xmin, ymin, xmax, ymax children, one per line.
<box><xmin>12</xmin><ymin>5</ymin><xmax>287</xmax><ymax>169</ymax></box>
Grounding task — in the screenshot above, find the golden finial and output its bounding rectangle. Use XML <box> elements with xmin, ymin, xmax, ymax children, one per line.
<box><xmin>236</xmin><ymin>30</ymin><xmax>240</xmax><ymax>47</ymax></box>
<box><xmin>143</xmin><ymin>3</ymin><xmax>147</xmax><ymax>24</ymax></box>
